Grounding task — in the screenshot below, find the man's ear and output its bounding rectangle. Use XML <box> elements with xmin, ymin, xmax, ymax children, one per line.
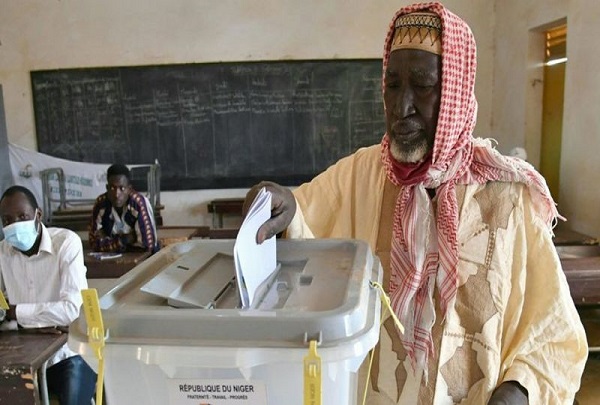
<box><xmin>35</xmin><ymin>208</ymin><xmax>43</xmax><ymax>225</ymax></box>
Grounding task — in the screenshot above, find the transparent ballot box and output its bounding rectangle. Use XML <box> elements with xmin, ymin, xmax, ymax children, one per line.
<box><xmin>69</xmin><ymin>239</ymin><xmax>382</xmax><ymax>405</ymax></box>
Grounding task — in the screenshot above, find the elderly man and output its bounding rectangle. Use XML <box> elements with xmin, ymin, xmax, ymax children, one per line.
<box><xmin>245</xmin><ymin>2</ymin><xmax>587</xmax><ymax>404</ymax></box>
<box><xmin>0</xmin><ymin>185</ymin><xmax>96</xmax><ymax>405</ymax></box>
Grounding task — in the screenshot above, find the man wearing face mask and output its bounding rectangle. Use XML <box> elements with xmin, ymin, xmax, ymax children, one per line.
<box><xmin>0</xmin><ymin>185</ymin><xmax>96</xmax><ymax>405</ymax></box>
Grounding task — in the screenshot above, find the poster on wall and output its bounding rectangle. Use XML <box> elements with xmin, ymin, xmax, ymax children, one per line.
<box><xmin>8</xmin><ymin>143</ymin><xmax>150</xmax><ymax>222</ymax></box>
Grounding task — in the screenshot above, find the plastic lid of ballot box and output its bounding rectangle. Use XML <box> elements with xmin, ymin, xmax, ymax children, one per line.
<box><xmin>69</xmin><ymin>239</ymin><xmax>382</xmax><ymax>405</ymax></box>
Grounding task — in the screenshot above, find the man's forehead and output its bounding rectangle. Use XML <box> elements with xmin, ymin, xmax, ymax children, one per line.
<box><xmin>108</xmin><ymin>174</ymin><xmax>130</xmax><ymax>185</ymax></box>
<box><xmin>0</xmin><ymin>193</ymin><xmax>32</xmax><ymax>213</ymax></box>
<box><xmin>386</xmin><ymin>49</ymin><xmax>441</xmax><ymax>75</ymax></box>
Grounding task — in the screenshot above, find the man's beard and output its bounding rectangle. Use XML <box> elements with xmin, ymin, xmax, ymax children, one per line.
<box><xmin>389</xmin><ymin>135</ymin><xmax>431</xmax><ymax>163</ymax></box>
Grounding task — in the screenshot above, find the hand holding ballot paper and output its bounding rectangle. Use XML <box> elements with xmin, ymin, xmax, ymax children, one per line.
<box><xmin>234</xmin><ymin>187</ymin><xmax>277</xmax><ymax>308</ymax></box>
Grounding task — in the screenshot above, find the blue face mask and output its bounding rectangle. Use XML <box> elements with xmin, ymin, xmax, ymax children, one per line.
<box><xmin>2</xmin><ymin>213</ymin><xmax>40</xmax><ymax>252</ymax></box>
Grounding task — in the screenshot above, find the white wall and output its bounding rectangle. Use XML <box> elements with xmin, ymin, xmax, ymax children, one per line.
<box><xmin>493</xmin><ymin>0</ymin><xmax>600</xmax><ymax>237</ymax></box>
<box><xmin>0</xmin><ymin>0</ymin><xmax>494</xmax><ymax>227</ymax></box>
<box><xmin>492</xmin><ymin>0</ymin><xmax>568</xmax><ymax>159</ymax></box>
<box><xmin>560</xmin><ymin>0</ymin><xmax>600</xmax><ymax>236</ymax></box>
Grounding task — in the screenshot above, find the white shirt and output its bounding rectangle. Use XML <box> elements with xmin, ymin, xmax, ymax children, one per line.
<box><xmin>0</xmin><ymin>224</ymin><xmax>88</xmax><ymax>366</ymax></box>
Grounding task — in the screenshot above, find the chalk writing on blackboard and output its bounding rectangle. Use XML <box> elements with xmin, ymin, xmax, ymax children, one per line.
<box><xmin>31</xmin><ymin>60</ymin><xmax>385</xmax><ymax>190</ymax></box>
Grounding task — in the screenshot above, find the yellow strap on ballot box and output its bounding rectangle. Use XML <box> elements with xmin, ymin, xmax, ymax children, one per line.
<box><xmin>361</xmin><ymin>281</ymin><xmax>405</xmax><ymax>405</ymax></box>
<box><xmin>303</xmin><ymin>340</ymin><xmax>322</xmax><ymax>405</ymax></box>
<box><xmin>81</xmin><ymin>288</ymin><xmax>106</xmax><ymax>405</ymax></box>
<box><xmin>0</xmin><ymin>290</ymin><xmax>9</xmax><ymax>310</ymax></box>
<box><xmin>369</xmin><ymin>281</ymin><xmax>404</xmax><ymax>334</ymax></box>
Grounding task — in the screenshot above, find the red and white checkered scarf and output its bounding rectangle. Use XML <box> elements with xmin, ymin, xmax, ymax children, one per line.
<box><xmin>380</xmin><ymin>2</ymin><xmax>561</xmax><ymax>374</ymax></box>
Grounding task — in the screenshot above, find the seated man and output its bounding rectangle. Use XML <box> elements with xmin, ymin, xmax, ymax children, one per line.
<box><xmin>0</xmin><ymin>185</ymin><xmax>96</xmax><ymax>405</ymax></box>
<box><xmin>89</xmin><ymin>163</ymin><xmax>158</xmax><ymax>253</ymax></box>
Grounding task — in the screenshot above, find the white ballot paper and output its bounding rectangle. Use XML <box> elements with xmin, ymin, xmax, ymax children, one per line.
<box><xmin>233</xmin><ymin>187</ymin><xmax>277</xmax><ymax>308</ymax></box>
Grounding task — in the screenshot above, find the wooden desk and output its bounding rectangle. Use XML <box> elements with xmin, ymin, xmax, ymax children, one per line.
<box><xmin>553</xmin><ymin>224</ymin><xmax>598</xmax><ymax>246</ymax></box>
<box><xmin>84</xmin><ymin>250</ymin><xmax>151</xmax><ymax>279</ymax></box>
<box><xmin>157</xmin><ymin>226</ymin><xmax>209</xmax><ymax>247</ymax></box>
<box><xmin>208</xmin><ymin>228</ymin><xmax>240</xmax><ymax>239</ymax></box>
<box><xmin>75</xmin><ymin>230</ymin><xmax>90</xmax><ymax>250</ymax></box>
<box><xmin>207</xmin><ymin>198</ymin><xmax>245</xmax><ymax>228</ymax></box>
<box><xmin>0</xmin><ymin>329</ymin><xmax>68</xmax><ymax>405</ymax></box>
<box><xmin>577</xmin><ymin>307</ymin><xmax>600</xmax><ymax>351</ymax></box>
<box><xmin>562</xmin><ymin>256</ymin><xmax>600</xmax><ymax>306</ymax></box>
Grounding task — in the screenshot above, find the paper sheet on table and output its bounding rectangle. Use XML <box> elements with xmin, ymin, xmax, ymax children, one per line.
<box><xmin>233</xmin><ymin>187</ymin><xmax>276</xmax><ymax>308</ymax></box>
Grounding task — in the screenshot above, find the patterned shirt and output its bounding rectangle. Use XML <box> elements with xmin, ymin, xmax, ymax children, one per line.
<box><xmin>89</xmin><ymin>190</ymin><xmax>158</xmax><ymax>253</ymax></box>
<box><xmin>287</xmin><ymin>144</ymin><xmax>588</xmax><ymax>404</ymax></box>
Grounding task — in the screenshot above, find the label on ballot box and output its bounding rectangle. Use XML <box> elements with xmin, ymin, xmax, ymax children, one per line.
<box><xmin>167</xmin><ymin>379</ymin><xmax>267</xmax><ymax>404</ymax></box>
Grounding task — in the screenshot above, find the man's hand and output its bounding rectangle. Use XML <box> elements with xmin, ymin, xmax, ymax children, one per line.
<box><xmin>121</xmin><ymin>231</ymin><xmax>136</xmax><ymax>245</ymax></box>
<box><xmin>487</xmin><ymin>381</ymin><xmax>528</xmax><ymax>404</ymax></box>
<box><xmin>243</xmin><ymin>181</ymin><xmax>296</xmax><ymax>244</ymax></box>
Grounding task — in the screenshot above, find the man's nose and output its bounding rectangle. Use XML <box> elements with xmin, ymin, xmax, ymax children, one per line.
<box><xmin>394</xmin><ymin>86</ymin><xmax>416</xmax><ymax>118</ymax></box>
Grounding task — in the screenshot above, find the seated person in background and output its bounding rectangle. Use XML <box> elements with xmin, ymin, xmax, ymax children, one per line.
<box><xmin>0</xmin><ymin>185</ymin><xmax>96</xmax><ymax>405</ymax></box>
<box><xmin>89</xmin><ymin>163</ymin><xmax>158</xmax><ymax>253</ymax></box>
<box><xmin>245</xmin><ymin>3</ymin><xmax>587</xmax><ymax>404</ymax></box>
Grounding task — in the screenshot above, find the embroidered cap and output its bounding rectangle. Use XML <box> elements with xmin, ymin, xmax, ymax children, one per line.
<box><xmin>391</xmin><ymin>11</ymin><xmax>442</xmax><ymax>55</ymax></box>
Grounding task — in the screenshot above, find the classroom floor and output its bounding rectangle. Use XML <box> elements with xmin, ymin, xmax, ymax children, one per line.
<box><xmin>576</xmin><ymin>352</ymin><xmax>600</xmax><ymax>404</ymax></box>
<box><xmin>575</xmin><ymin>308</ymin><xmax>600</xmax><ymax>405</ymax></box>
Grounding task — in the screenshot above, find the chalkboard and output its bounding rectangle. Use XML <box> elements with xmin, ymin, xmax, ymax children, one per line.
<box><xmin>31</xmin><ymin>60</ymin><xmax>385</xmax><ymax>190</ymax></box>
